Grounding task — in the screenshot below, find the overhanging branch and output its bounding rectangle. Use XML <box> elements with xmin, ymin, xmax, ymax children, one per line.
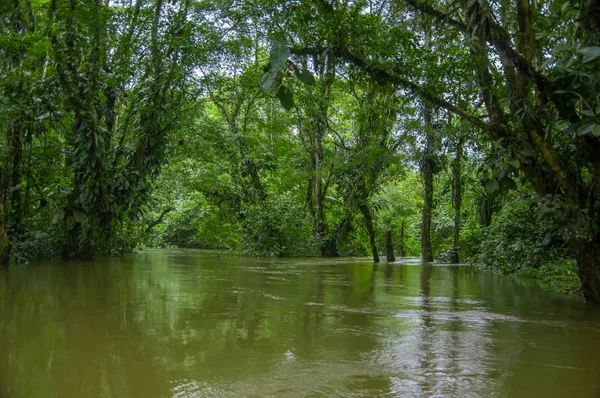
<box><xmin>399</xmin><ymin>0</ymin><xmax>559</xmax><ymax>107</ymax></box>
<box><xmin>291</xmin><ymin>46</ymin><xmax>495</xmax><ymax>135</ymax></box>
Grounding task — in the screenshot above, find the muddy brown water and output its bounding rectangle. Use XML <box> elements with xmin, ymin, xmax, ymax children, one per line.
<box><xmin>1</xmin><ymin>249</ymin><xmax>599</xmax><ymax>397</ymax></box>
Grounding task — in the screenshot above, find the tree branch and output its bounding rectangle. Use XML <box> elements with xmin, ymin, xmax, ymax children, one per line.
<box><xmin>291</xmin><ymin>46</ymin><xmax>493</xmax><ymax>134</ymax></box>
<box><xmin>399</xmin><ymin>0</ymin><xmax>561</xmax><ymax>110</ymax></box>
<box><xmin>144</xmin><ymin>207</ymin><xmax>174</xmax><ymax>233</ymax></box>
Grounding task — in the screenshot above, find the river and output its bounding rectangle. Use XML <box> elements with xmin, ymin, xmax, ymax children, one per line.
<box><xmin>1</xmin><ymin>249</ymin><xmax>599</xmax><ymax>397</ymax></box>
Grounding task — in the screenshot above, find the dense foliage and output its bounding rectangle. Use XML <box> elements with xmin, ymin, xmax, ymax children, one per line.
<box><xmin>1</xmin><ymin>0</ymin><xmax>599</xmax><ymax>302</ymax></box>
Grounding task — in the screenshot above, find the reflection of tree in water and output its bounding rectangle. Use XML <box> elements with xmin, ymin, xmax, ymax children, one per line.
<box><xmin>0</xmin><ymin>256</ymin><xmax>170</xmax><ymax>398</ymax></box>
<box><xmin>384</xmin><ymin>263</ymin><xmax>393</xmax><ymax>288</ymax></box>
<box><xmin>417</xmin><ymin>263</ymin><xmax>434</xmax><ymax>396</ymax></box>
<box><xmin>324</xmin><ymin>263</ymin><xmax>382</xmax><ymax>354</ymax></box>
<box><xmin>3</xmin><ymin>254</ymin><xmax>598</xmax><ymax>398</ymax></box>
<box><xmin>378</xmin><ymin>265</ymin><xmax>501</xmax><ymax>397</ymax></box>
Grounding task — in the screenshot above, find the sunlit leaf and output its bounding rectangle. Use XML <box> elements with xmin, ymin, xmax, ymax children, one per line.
<box><xmin>270</xmin><ymin>43</ymin><xmax>290</xmax><ymax>71</ymax></box>
<box><xmin>579</xmin><ymin>47</ymin><xmax>600</xmax><ymax>63</ymax></box>
<box><xmin>261</xmin><ymin>69</ymin><xmax>283</xmax><ymax>92</ymax></box>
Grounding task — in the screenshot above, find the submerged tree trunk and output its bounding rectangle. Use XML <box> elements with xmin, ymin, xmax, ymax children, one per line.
<box><xmin>572</xmin><ymin>237</ymin><xmax>600</xmax><ymax>303</ymax></box>
<box><xmin>385</xmin><ymin>227</ymin><xmax>395</xmax><ymax>262</ymax></box>
<box><xmin>450</xmin><ymin>138</ymin><xmax>463</xmax><ymax>264</ymax></box>
<box><xmin>360</xmin><ymin>204</ymin><xmax>379</xmax><ymax>263</ymax></box>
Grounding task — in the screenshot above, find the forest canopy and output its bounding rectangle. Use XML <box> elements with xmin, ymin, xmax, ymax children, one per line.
<box><xmin>1</xmin><ymin>0</ymin><xmax>600</xmax><ymax>302</ymax></box>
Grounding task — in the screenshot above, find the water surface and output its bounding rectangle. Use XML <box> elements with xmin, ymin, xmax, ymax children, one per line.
<box><xmin>1</xmin><ymin>250</ymin><xmax>599</xmax><ymax>397</ymax></box>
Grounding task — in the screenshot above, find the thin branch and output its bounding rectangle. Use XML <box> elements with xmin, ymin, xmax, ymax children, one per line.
<box><xmin>399</xmin><ymin>0</ymin><xmax>562</xmax><ymax>112</ymax></box>
<box><xmin>291</xmin><ymin>46</ymin><xmax>493</xmax><ymax>134</ymax></box>
<box><xmin>144</xmin><ymin>207</ymin><xmax>174</xmax><ymax>233</ymax></box>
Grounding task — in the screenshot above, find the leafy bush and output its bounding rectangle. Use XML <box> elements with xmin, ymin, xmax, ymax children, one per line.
<box><xmin>241</xmin><ymin>194</ymin><xmax>318</xmax><ymax>257</ymax></box>
<box><xmin>158</xmin><ymin>194</ymin><xmax>240</xmax><ymax>250</ymax></box>
<box><xmin>472</xmin><ymin>187</ymin><xmax>578</xmax><ymax>289</ymax></box>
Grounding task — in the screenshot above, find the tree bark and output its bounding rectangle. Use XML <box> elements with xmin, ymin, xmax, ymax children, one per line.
<box><xmin>144</xmin><ymin>207</ymin><xmax>175</xmax><ymax>234</ymax></box>
<box><xmin>306</xmin><ymin>51</ymin><xmax>335</xmax><ymax>256</ymax></box>
<box><xmin>450</xmin><ymin>137</ymin><xmax>463</xmax><ymax>264</ymax></box>
<box><xmin>572</xmin><ymin>237</ymin><xmax>600</xmax><ymax>303</ymax></box>
<box><xmin>385</xmin><ymin>227</ymin><xmax>395</xmax><ymax>262</ymax></box>
<box><xmin>360</xmin><ymin>204</ymin><xmax>379</xmax><ymax>263</ymax></box>
<box><xmin>398</xmin><ymin>220</ymin><xmax>406</xmax><ymax>257</ymax></box>
<box><xmin>421</xmin><ymin>120</ymin><xmax>435</xmax><ymax>262</ymax></box>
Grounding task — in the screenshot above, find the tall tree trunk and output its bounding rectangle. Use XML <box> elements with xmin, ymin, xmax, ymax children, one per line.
<box><xmin>584</xmin><ymin>0</ymin><xmax>600</xmax><ymax>45</ymax></box>
<box><xmin>480</xmin><ymin>197</ymin><xmax>493</xmax><ymax>226</ymax></box>
<box><xmin>572</xmin><ymin>237</ymin><xmax>600</xmax><ymax>303</ymax></box>
<box><xmin>360</xmin><ymin>203</ymin><xmax>379</xmax><ymax>263</ymax></box>
<box><xmin>385</xmin><ymin>227</ymin><xmax>395</xmax><ymax>262</ymax></box>
<box><xmin>421</xmin><ymin>121</ymin><xmax>434</xmax><ymax>262</ymax></box>
<box><xmin>421</xmin><ymin>18</ymin><xmax>435</xmax><ymax>263</ymax></box>
<box><xmin>450</xmin><ymin>137</ymin><xmax>463</xmax><ymax>264</ymax></box>
<box><xmin>315</xmin><ymin>134</ymin><xmax>327</xmax><ymax>252</ymax></box>
<box><xmin>398</xmin><ymin>220</ymin><xmax>406</xmax><ymax>257</ymax></box>
<box><xmin>310</xmin><ymin>52</ymin><xmax>335</xmax><ymax>256</ymax></box>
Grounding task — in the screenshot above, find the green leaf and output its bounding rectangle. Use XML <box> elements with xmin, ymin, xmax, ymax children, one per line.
<box><xmin>501</xmin><ymin>177</ymin><xmax>517</xmax><ymax>190</ymax></box>
<box><xmin>277</xmin><ymin>85</ymin><xmax>295</xmax><ymax>110</ymax></box>
<box><xmin>494</xmin><ymin>167</ymin><xmax>507</xmax><ymax>179</ymax></box>
<box><xmin>582</xmin><ymin>109</ymin><xmax>596</xmax><ymax>117</ymax></box>
<box><xmin>484</xmin><ymin>179</ymin><xmax>498</xmax><ymax>194</ymax></box>
<box><xmin>261</xmin><ymin>69</ymin><xmax>283</xmax><ymax>92</ymax></box>
<box><xmin>593</xmin><ymin>125</ymin><xmax>600</xmax><ymax>137</ymax></box>
<box><xmin>520</xmin><ymin>149</ymin><xmax>535</xmax><ymax>157</ymax></box>
<box><xmin>508</xmin><ymin>160</ymin><xmax>520</xmax><ymax>168</ymax></box>
<box><xmin>579</xmin><ymin>47</ymin><xmax>600</xmax><ymax>63</ymax></box>
<box><xmin>270</xmin><ymin>43</ymin><xmax>290</xmax><ymax>72</ymax></box>
<box><xmin>295</xmin><ymin>68</ymin><xmax>316</xmax><ymax>86</ymax></box>
<box><xmin>578</xmin><ymin>124</ymin><xmax>595</xmax><ymax>136</ymax></box>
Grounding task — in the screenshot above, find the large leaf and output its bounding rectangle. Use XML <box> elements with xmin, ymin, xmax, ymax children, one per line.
<box><xmin>494</xmin><ymin>167</ymin><xmax>507</xmax><ymax>179</ymax></box>
<box><xmin>578</xmin><ymin>123</ymin><xmax>595</xmax><ymax>136</ymax></box>
<box><xmin>295</xmin><ymin>68</ymin><xmax>316</xmax><ymax>86</ymax></box>
<box><xmin>520</xmin><ymin>148</ymin><xmax>535</xmax><ymax>157</ymax></box>
<box><xmin>270</xmin><ymin>43</ymin><xmax>290</xmax><ymax>71</ymax></box>
<box><xmin>579</xmin><ymin>47</ymin><xmax>600</xmax><ymax>63</ymax></box>
<box><xmin>261</xmin><ymin>69</ymin><xmax>283</xmax><ymax>92</ymax></box>
<box><xmin>484</xmin><ymin>179</ymin><xmax>498</xmax><ymax>194</ymax></box>
<box><xmin>500</xmin><ymin>177</ymin><xmax>517</xmax><ymax>191</ymax></box>
<box><xmin>277</xmin><ymin>85</ymin><xmax>295</xmax><ymax>110</ymax></box>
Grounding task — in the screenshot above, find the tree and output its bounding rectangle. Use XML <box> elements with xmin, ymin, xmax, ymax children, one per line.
<box><xmin>281</xmin><ymin>0</ymin><xmax>600</xmax><ymax>302</ymax></box>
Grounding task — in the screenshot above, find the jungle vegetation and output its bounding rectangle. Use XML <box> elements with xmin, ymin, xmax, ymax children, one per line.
<box><xmin>1</xmin><ymin>0</ymin><xmax>599</xmax><ymax>302</ymax></box>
